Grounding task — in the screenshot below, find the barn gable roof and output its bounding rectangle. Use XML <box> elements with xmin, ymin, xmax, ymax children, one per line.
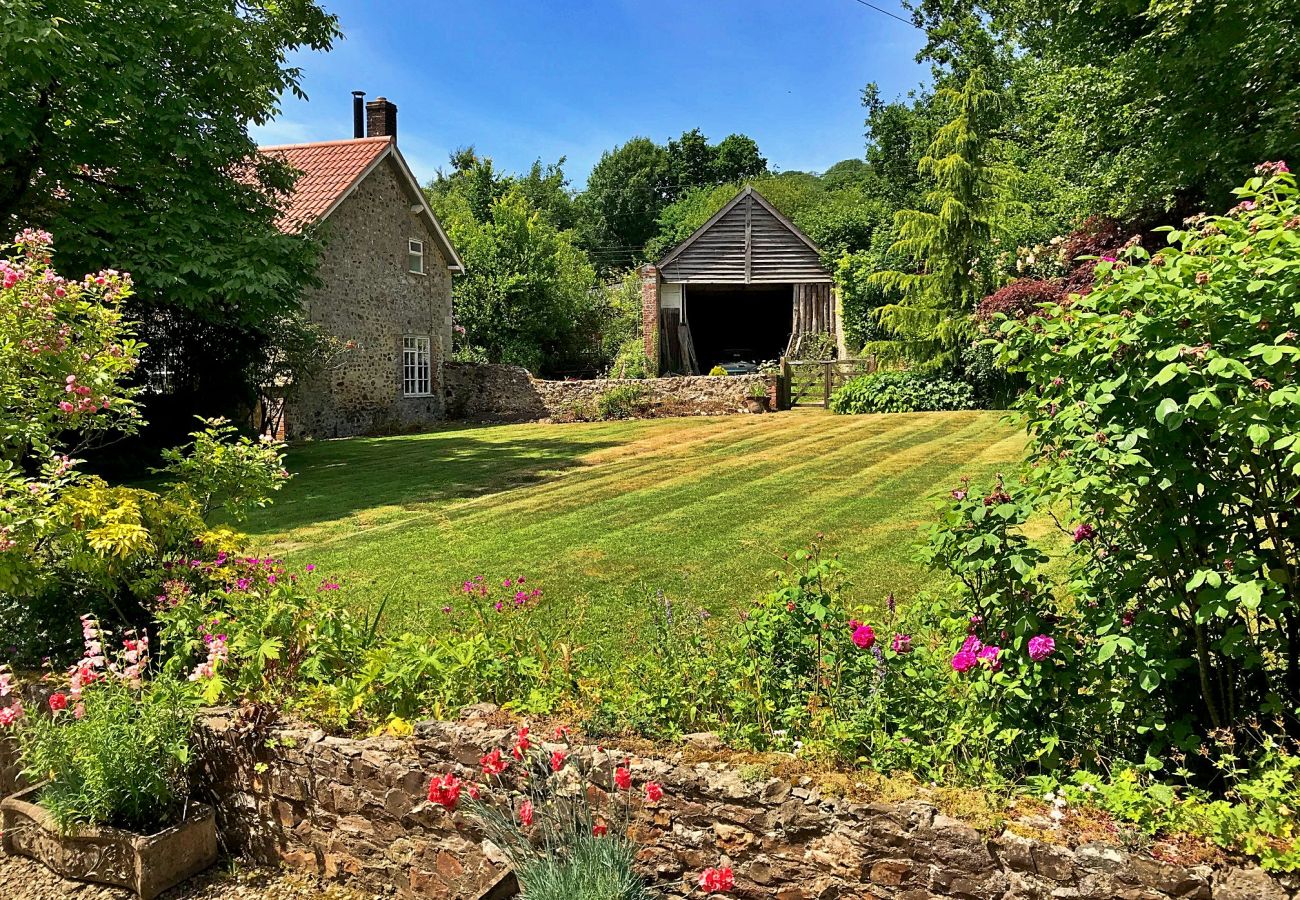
<box><xmin>260</xmin><ymin>136</ymin><xmax>463</xmax><ymax>273</ymax></box>
<box><xmin>657</xmin><ymin>186</ymin><xmax>831</xmax><ymax>284</ymax></box>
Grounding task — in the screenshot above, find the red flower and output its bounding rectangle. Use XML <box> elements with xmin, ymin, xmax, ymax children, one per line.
<box><xmin>519</xmin><ymin>799</ymin><xmax>534</xmax><ymax>827</ymax></box>
<box><xmin>550</xmin><ymin>749</ymin><xmax>568</xmax><ymax>771</ymax></box>
<box><xmin>645</xmin><ymin>781</ymin><xmax>664</xmax><ymax>802</ymax></box>
<box><xmin>592</xmin><ymin>821</ymin><xmax>608</xmax><ymax>837</ymax></box>
<box><xmin>698</xmin><ymin>866</ymin><xmax>735</xmax><ymax>893</ymax></box>
<box><xmin>614</xmin><ymin>766</ymin><xmax>632</xmax><ymax>790</ymax></box>
<box><xmin>427</xmin><ymin>773</ymin><xmax>463</xmax><ymax>810</ymax></box>
<box><xmin>512</xmin><ymin>725</ymin><xmax>531</xmax><ymax>760</ymax></box>
<box><xmin>48</xmin><ymin>692</ymin><xmax>68</xmax><ymax>712</ymax></box>
<box><xmin>467</xmin><ymin>784</ymin><xmax>481</xmax><ymax>801</ymax></box>
<box><xmin>480</xmin><ymin>747</ymin><xmax>508</xmax><ymax>776</ymax></box>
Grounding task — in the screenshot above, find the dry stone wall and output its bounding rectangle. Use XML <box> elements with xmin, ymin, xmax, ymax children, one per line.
<box><xmin>189</xmin><ymin>708</ymin><xmax>1297</xmax><ymax>900</ymax></box>
<box><xmin>443</xmin><ymin>362</ymin><xmax>780</xmax><ymax>422</ymax></box>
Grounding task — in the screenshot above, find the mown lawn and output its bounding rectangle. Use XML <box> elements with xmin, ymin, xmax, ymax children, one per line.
<box><xmin>245</xmin><ymin>409</ymin><xmax>1023</xmax><ymax>655</ymax></box>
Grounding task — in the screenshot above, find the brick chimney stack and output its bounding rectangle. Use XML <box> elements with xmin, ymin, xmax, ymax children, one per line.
<box><xmin>366</xmin><ymin>97</ymin><xmax>397</xmax><ymax>140</ymax></box>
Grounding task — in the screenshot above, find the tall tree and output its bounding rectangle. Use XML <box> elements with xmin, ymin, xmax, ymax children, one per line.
<box><xmin>574</xmin><ymin>137</ymin><xmax>671</xmax><ymax>272</ymax></box>
<box><xmin>713</xmin><ymin>134</ymin><xmax>768</xmax><ymax>185</ymax></box>
<box><xmin>0</xmin><ymin>0</ymin><xmax>339</xmax><ymax>438</ymax></box>
<box><xmin>869</xmin><ymin>69</ymin><xmax>1009</xmax><ymax>370</ymax></box>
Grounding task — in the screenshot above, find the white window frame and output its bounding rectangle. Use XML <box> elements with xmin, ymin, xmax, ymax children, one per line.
<box><xmin>402</xmin><ymin>335</ymin><xmax>431</xmax><ymax>397</ymax></box>
<box><xmin>408</xmin><ymin>238</ymin><xmax>425</xmax><ymax>275</ymax></box>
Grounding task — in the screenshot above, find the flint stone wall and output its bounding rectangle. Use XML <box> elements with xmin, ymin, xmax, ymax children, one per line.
<box><xmin>190</xmin><ymin>708</ymin><xmax>1296</xmax><ymax>900</ymax></box>
<box><xmin>443</xmin><ymin>362</ymin><xmax>780</xmax><ymax>422</ymax></box>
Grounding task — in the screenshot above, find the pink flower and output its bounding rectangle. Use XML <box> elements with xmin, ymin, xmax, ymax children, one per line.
<box><xmin>951</xmin><ymin>650</ymin><xmax>978</xmax><ymax>673</ymax></box>
<box><xmin>960</xmin><ymin>633</ymin><xmax>983</xmax><ymax>655</ymax></box>
<box><xmin>1028</xmin><ymin>634</ymin><xmax>1056</xmax><ymax>662</ymax></box>
<box><xmin>851</xmin><ymin>624</ymin><xmax>876</xmax><ymax>649</ymax></box>
<box><xmin>698</xmin><ymin>866</ymin><xmax>735</xmax><ymax>893</ymax></box>
<box><xmin>48</xmin><ymin>692</ymin><xmax>68</xmax><ymax>712</ymax></box>
<box><xmin>1073</xmin><ymin>523</ymin><xmax>1095</xmax><ymax>543</ymax></box>
<box><xmin>614</xmin><ymin>766</ymin><xmax>632</xmax><ymax>790</ymax></box>
<box><xmin>890</xmin><ymin>633</ymin><xmax>912</xmax><ymax>654</ymax></box>
<box><xmin>519</xmin><ymin>799</ymin><xmax>534</xmax><ymax>827</ymax></box>
<box><xmin>645</xmin><ymin>781</ymin><xmax>664</xmax><ymax>802</ymax></box>
<box><xmin>550</xmin><ymin>749</ymin><xmax>567</xmax><ymax>771</ymax></box>
<box><xmin>0</xmin><ymin>701</ymin><xmax>23</xmax><ymax>726</ymax></box>
<box><xmin>427</xmin><ymin>773</ymin><xmax>462</xmax><ymax>809</ymax></box>
<box><xmin>978</xmin><ymin>645</ymin><xmax>1002</xmax><ymax>671</ymax></box>
<box><xmin>480</xmin><ymin>747</ymin><xmax>508</xmax><ymax>776</ymax></box>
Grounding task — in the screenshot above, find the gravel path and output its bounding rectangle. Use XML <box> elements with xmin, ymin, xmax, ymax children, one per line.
<box><xmin>0</xmin><ymin>853</ymin><xmax>378</xmax><ymax>900</ymax></box>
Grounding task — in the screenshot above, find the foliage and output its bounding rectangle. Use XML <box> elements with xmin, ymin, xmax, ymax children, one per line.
<box><xmin>974</xmin><ymin>279</ymin><xmax>1059</xmax><ymax>326</ymax></box>
<box><xmin>708</xmin><ymin>365</ymin><xmax>728</xmax><ymax>377</ymax></box>
<box><xmin>1009</xmin><ymin>0</ymin><xmax>1300</xmax><ymax>220</ymax></box>
<box><xmin>244</xmin><ymin>313</ymin><xmax>355</xmax><ymax>437</ymax></box>
<box><xmin>12</xmin><ymin>618</ymin><xmax>197</xmax><ymax>833</ymax></box>
<box><xmin>577</xmin><ymin>130</ymin><xmax>769</xmax><ymax>273</ymax></box>
<box><xmin>869</xmin><ymin>69</ymin><xmax>1012</xmax><ymax>371</ymax></box>
<box><xmin>596</xmin><ymin>383</ymin><xmax>650</xmax><ymax>420</ymax></box>
<box><xmin>996</xmin><ymin>164</ymin><xmax>1300</xmax><ymax>747</ymax></box>
<box><xmin>0</xmin><ymin>0</ymin><xmax>336</xmax><ymax>434</ymax></box>
<box><xmin>830</xmin><ymin>371</ymin><xmax>976</xmax><ymax>414</ymax></box>
<box><xmin>608</xmin><ymin>339</ymin><xmax>650</xmax><ymax>380</ymax></box>
<box><xmin>0</xmin><ymin>230</ymin><xmax>142</xmax><ymax>462</ymax></box>
<box><xmin>0</xmin><ymin>237</ymin><xmax>285</xmax><ymax>659</ymax></box>
<box><xmin>598</xmin><ymin>272</ymin><xmax>646</xmax><ymax>376</ymax></box>
<box><xmin>156</xmin><ymin>418</ymin><xmax>289</xmax><ymax>523</ymax></box>
<box><xmin>958</xmin><ymin>341</ymin><xmax>1020</xmax><ymax>407</ymax></box>
<box><xmin>434</xmin><ymin>183</ymin><xmax>602</xmax><ymax>375</ymax></box>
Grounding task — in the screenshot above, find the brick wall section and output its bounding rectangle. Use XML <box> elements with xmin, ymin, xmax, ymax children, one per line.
<box><xmin>285</xmin><ymin>155</ymin><xmax>454</xmax><ymax>440</ymax></box>
<box><xmin>640</xmin><ymin>265</ymin><xmax>660</xmax><ymax>375</ymax></box>
<box><xmin>443</xmin><ymin>363</ymin><xmax>779</xmax><ymax>422</ymax></box>
<box><xmin>185</xmin><ymin>709</ymin><xmax>1296</xmax><ymax>900</ymax></box>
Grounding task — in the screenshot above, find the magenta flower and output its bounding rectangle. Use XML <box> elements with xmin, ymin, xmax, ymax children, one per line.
<box><xmin>951</xmin><ymin>650</ymin><xmax>978</xmax><ymax>673</ymax></box>
<box><xmin>1073</xmin><ymin>523</ymin><xmax>1095</xmax><ymax>543</ymax></box>
<box><xmin>960</xmin><ymin>633</ymin><xmax>983</xmax><ymax>656</ymax></box>
<box><xmin>851</xmin><ymin>624</ymin><xmax>876</xmax><ymax>649</ymax></box>
<box><xmin>978</xmin><ymin>645</ymin><xmax>1002</xmax><ymax>671</ymax></box>
<box><xmin>890</xmin><ymin>633</ymin><xmax>912</xmax><ymax>654</ymax></box>
<box><xmin>1028</xmin><ymin>634</ymin><xmax>1056</xmax><ymax>662</ymax></box>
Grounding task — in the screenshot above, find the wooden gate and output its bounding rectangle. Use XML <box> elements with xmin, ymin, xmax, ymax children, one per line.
<box><xmin>782</xmin><ymin>357</ymin><xmax>880</xmax><ymax>408</ymax></box>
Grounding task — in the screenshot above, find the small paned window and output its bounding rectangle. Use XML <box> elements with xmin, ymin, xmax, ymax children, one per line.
<box><xmin>402</xmin><ymin>335</ymin><xmax>431</xmax><ymax>396</ymax></box>
<box><xmin>408</xmin><ymin>238</ymin><xmax>425</xmax><ymax>275</ymax></box>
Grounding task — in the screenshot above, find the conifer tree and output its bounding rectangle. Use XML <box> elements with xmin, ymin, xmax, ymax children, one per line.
<box><xmin>869</xmin><ymin>69</ymin><xmax>1008</xmax><ymax>370</ymax></box>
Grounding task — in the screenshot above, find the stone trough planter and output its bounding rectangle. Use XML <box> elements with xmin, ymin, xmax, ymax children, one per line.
<box><xmin>1</xmin><ymin>784</ymin><xmax>218</xmax><ymax>899</ymax></box>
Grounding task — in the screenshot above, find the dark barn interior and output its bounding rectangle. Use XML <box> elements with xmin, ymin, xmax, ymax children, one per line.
<box><xmin>685</xmin><ymin>284</ymin><xmax>792</xmax><ymax>371</ymax></box>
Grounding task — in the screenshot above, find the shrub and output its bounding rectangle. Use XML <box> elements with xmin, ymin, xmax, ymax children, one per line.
<box><xmin>12</xmin><ymin>618</ymin><xmax>197</xmax><ymax>833</ymax></box>
<box><xmin>708</xmin><ymin>365</ymin><xmax>728</xmax><ymax>376</ymax></box>
<box><xmin>596</xmin><ymin>383</ymin><xmax>650</xmax><ymax>419</ymax></box>
<box><xmin>829</xmin><ymin>371</ymin><xmax>976</xmax><ymax>414</ymax></box>
<box><xmin>156</xmin><ymin>417</ymin><xmax>290</xmax><ymax>522</ymax></box>
<box><xmin>607</xmin><ymin>337</ymin><xmax>649</xmax><ymax>380</ymax></box>
<box><xmin>974</xmin><ymin>279</ymin><xmax>1060</xmax><ymax>326</ymax></box>
<box><xmin>995</xmin><ymin>162</ymin><xmax>1300</xmax><ymax>754</ymax></box>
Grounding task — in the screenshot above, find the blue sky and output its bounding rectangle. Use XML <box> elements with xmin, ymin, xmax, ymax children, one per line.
<box><xmin>250</xmin><ymin>0</ymin><xmax>927</xmax><ymax>188</ymax></box>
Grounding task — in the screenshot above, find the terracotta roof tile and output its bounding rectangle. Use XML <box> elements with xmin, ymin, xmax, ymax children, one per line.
<box><xmin>259</xmin><ymin>136</ymin><xmax>392</xmax><ymax>233</ymax></box>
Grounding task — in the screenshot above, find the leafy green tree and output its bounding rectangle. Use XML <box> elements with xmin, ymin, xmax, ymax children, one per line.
<box><xmin>574</xmin><ymin>138</ymin><xmax>671</xmax><ymax>272</ymax></box>
<box><xmin>869</xmin><ymin>69</ymin><xmax>1010</xmax><ymax>370</ymax></box>
<box><xmin>436</xmin><ymin>186</ymin><xmax>601</xmax><ymax>375</ymax></box>
<box><xmin>0</xmin><ymin>0</ymin><xmax>340</xmax><ymax>433</ymax></box>
<box><xmin>713</xmin><ymin>134</ymin><xmax>768</xmax><ymax>185</ymax></box>
<box><xmin>1008</xmin><ymin>0</ymin><xmax>1300</xmax><ymax>219</ymax></box>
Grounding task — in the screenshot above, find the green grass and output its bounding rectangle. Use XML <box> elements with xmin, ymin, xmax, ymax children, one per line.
<box><xmin>245</xmin><ymin>409</ymin><xmax>1023</xmax><ymax>655</ymax></box>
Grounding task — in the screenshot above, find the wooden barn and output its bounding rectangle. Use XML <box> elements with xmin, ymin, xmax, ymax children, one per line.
<box><xmin>640</xmin><ymin>186</ymin><xmax>839</xmax><ymax>374</ymax></box>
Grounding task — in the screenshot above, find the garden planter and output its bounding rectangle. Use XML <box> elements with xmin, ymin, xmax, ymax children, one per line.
<box><xmin>745</xmin><ymin>395</ymin><xmax>770</xmax><ymax>413</ymax></box>
<box><xmin>1</xmin><ymin>784</ymin><xmax>217</xmax><ymax>899</ymax></box>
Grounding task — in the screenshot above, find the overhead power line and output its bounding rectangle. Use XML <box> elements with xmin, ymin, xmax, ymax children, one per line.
<box><xmin>846</xmin><ymin>0</ymin><xmax>917</xmax><ymax>28</ymax></box>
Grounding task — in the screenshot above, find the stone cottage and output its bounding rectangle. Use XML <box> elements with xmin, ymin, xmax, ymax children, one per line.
<box><xmin>260</xmin><ymin>93</ymin><xmax>463</xmax><ymax>439</ymax></box>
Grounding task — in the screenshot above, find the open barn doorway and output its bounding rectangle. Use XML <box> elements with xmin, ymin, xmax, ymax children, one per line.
<box><xmin>684</xmin><ymin>284</ymin><xmax>791</xmax><ymax>373</ymax></box>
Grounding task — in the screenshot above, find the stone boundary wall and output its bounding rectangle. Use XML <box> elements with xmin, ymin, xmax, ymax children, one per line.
<box><xmin>442</xmin><ymin>362</ymin><xmax>781</xmax><ymax>423</ymax></box>
<box><xmin>186</xmin><ymin>708</ymin><xmax>1296</xmax><ymax>900</ymax></box>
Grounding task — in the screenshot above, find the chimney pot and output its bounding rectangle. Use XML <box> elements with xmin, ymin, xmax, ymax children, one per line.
<box><xmin>366</xmin><ymin>97</ymin><xmax>397</xmax><ymax>140</ymax></box>
<box><xmin>351</xmin><ymin>91</ymin><xmax>366</xmax><ymax>139</ymax></box>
